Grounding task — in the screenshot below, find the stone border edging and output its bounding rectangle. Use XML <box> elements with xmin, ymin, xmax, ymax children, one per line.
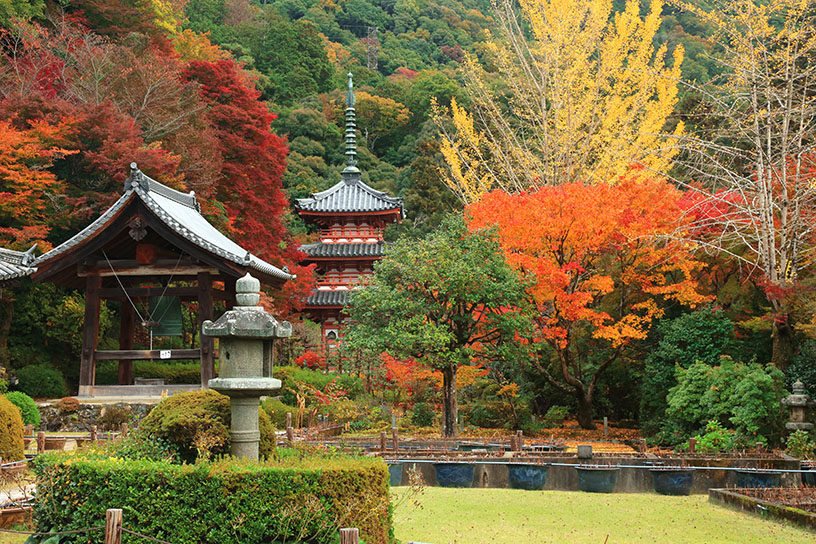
<box><xmin>708</xmin><ymin>488</ymin><xmax>816</xmax><ymax>532</ymax></box>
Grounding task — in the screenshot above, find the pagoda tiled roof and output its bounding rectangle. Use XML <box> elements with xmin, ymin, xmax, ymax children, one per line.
<box><xmin>0</xmin><ymin>246</ymin><xmax>37</xmax><ymax>282</ymax></box>
<box><xmin>34</xmin><ymin>164</ymin><xmax>295</xmax><ymax>284</ymax></box>
<box><xmin>294</xmin><ymin>178</ymin><xmax>404</xmax><ymax>216</ymax></box>
<box><xmin>300</xmin><ymin>241</ymin><xmax>386</xmax><ymax>259</ymax></box>
<box><xmin>306</xmin><ymin>290</ymin><xmax>350</xmax><ymax>307</ymax></box>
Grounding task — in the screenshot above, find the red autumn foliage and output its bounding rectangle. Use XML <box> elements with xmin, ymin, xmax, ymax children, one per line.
<box><xmin>295</xmin><ymin>350</ymin><xmax>325</xmax><ymax>370</ymax></box>
<box><xmin>182</xmin><ymin>59</ymin><xmax>314</xmax><ymax>314</ymax></box>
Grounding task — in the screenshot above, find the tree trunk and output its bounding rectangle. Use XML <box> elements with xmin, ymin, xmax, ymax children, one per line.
<box><xmin>771</xmin><ymin>316</ymin><xmax>794</xmax><ymax>371</ymax></box>
<box><xmin>441</xmin><ymin>365</ymin><xmax>459</xmax><ymax>438</ymax></box>
<box><xmin>576</xmin><ymin>393</ymin><xmax>595</xmax><ymax>430</ymax></box>
<box><xmin>0</xmin><ymin>295</ymin><xmax>13</xmax><ymax>367</ymax></box>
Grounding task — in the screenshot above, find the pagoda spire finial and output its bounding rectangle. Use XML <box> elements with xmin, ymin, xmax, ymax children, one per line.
<box><xmin>342</xmin><ymin>72</ymin><xmax>360</xmax><ymax>181</ymax></box>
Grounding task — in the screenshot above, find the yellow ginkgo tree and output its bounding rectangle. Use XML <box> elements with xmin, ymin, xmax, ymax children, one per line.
<box><xmin>434</xmin><ymin>0</ymin><xmax>684</xmax><ymax>204</ymax></box>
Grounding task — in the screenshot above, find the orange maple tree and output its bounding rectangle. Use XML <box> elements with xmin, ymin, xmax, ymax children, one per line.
<box><xmin>467</xmin><ymin>176</ymin><xmax>708</xmax><ymax>429</ymax></box>
<box><xmin>0</xmin><ymin>118</ymin><xmax>77</xmax><ymax>249</ymax></box>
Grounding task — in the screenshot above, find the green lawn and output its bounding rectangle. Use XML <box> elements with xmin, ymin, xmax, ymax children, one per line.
<box><xmin>392</xmin><ymin>487</ymin><xmax>816</xmax><ymax>544</ymax></box>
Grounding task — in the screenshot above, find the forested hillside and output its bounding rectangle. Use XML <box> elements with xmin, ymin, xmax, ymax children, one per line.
<box><xmin>0</xmin><ymin>0</ymin><xmax>778</xmax><ymax>410</ymax></box>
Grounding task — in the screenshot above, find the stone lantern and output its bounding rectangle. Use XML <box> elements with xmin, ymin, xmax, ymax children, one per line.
<box><xmin>782</xmin><ymin>380</ymin><xmax>815</xmax><ymax>432</ymax></box>
<box><xmin>201</xmin><ymin>273</ymin><xmax>292</xmax><ymax>459</ymax></box>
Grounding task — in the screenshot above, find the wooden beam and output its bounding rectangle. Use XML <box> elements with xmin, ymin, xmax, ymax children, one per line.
<box><xmin>98</xmin><ymin>287</ymin><xmax>227</xmax><ymax>299</ymax></box>
<box><xmin>79</xmin><ymin>273</ymin><xmax>101</xmax><ymax>389</ymax></box>
<box><xmin>118</xmin><ymin>303</ymin><xmax>135</xmax><ymax>385</ymax></box>
<box><xmin>79</xmin><ymin>265</ymin><xmax>219</xmax><ymax>277</ymax></box>
<box><xmin>95</xmin><ymin>349</ymin><xmax>202</xmax><ymax>361</ymax></box>
<box><xmin>198</xmin><ymin>271</ymin><xmax>215</xmax><ymax>387</ymax></box>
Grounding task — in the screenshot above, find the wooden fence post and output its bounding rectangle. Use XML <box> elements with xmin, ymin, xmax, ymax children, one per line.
<box><xmin>90</xmin><ymin>425</ymin><xmax>98</xmax><ymax>443</ymax></box>
<box><xmin>688</xmin><ymin>438</ymin><xmax>696</xmax><ymax>453</ymax></box>
<box><xmin>391</xmin><ymin>427</ymin><xmax>399</xmax><ymax>451</ymax></box>
<box><xmin>379</xmin><ymin>431</ymin><xmax>387</xmax><ymax>454</ymax></box>
<box><xmin>516</xmin><ymin>430</ymin><xmax>524</xmax><ymax>450</ymax></box>
<box><xmin>285</xmin><ymin>412</ymin><xmax>294</xmax><ymax>445</ymax></box>
<box><xmin>120</xmin><ymin>423</ymin><xmax>128</xmax><ymax>438</ymax></box>
<box><xmin>37</xmin><ymin>431</ymin><xmax>45</xmax><ymax>454</ymax></box>
<box><xmin>339</xmin><ymin>527</ymin><xmax>359</xmax><ymax>544</ymax></box>
<box><xmin>104</xmin><ymin>508</ymin><xmax>123</xmax><ymax>544</ymax></box>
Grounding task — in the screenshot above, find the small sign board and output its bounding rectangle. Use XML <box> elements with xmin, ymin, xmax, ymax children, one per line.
<box><xmin>159</xmin><ymin>350</ymin><xmax>172</xmax><ymax>360</ymax></box>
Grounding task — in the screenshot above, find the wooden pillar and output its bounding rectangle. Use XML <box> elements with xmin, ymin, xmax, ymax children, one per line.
<box><xmin>117</xmin><ymin>301</ymin><xmax>135</xmax><ymax>385</ymax></box>
<box><xmin>198</xmin><ymin>271</ymin><xmax>215</xmax><ymax>387</ymax></box>
<box><xmin>79</xmin><ymin>273</ymin><xmax>101</xmax><ymax>395</ymax></box>
<box><xmin>225</xmin><ymin>277</ymin><xmax>237</xmax><ymax>310</ymax></box>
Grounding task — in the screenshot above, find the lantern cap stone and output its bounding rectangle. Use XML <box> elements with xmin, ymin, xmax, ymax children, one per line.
<box><xmin>201</xmin><ymin>273</ymin><xmax>292</xmax><ymax>339</ymax></box>
<box><xmin>236</xmin><ymin>272</ymin><xmax>261</xmax><ymax>307</ymax></box>
<box><xmin>782</xmin><ymin>379</ymin><xmax>815</xmax><ymax>407</ymax></box>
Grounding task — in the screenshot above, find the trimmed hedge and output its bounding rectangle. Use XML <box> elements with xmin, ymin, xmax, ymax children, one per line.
<box><xmin>32</xmin><ymin>450</ymin><xmax>392</xmax><ymax>544</ymax></box>
<box><xmin>0</xmin><ymin>395</ymin><xmax>25</xmax><ymax>461</ymax></box>
<box><xmin>4</xmin><ymin>391</ymin><xmax>40</xmax><ymax>427</ymax></box>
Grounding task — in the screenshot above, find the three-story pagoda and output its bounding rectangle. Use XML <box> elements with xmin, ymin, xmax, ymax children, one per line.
<box><xmin>294</xmin><ymin>73</ymin><xmax>404</xmax><ymax>350</ymax></box>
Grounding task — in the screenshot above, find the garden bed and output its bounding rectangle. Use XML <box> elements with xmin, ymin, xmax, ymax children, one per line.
<box><xmin>709</xmin><ymin>488</ymin><xmax>816</xmax><ymax>532</ymax></box>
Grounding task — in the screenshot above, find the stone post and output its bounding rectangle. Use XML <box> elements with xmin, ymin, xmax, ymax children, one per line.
<box><xmin>202</xmin><ymin>273</ymin><xmax>292</xmax><ymax>460</ymax></box>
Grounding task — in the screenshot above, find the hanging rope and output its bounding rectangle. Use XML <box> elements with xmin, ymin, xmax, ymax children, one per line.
<box><xmin>101</xmin><ymin>250</ymin><xmax>185</xmax><ymax>328</ymax></box>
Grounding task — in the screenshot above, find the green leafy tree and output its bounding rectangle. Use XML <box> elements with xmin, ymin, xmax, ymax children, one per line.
<box><xmin>0</xmin><ymin>0</ymin><xmax>44</xmax><ymax>24</ymax></box>
<box><xmin>664</xmin><ymin>357</ymin><xmax>787</xmax><ymax>446</ymax></box>
<box><xmin>232</xmin><ymin>10</ymin><xmax>334</xmax><ymax>105</ymax></box>
<box><xmin>345</xmin><ymin>216</ymin><xmax>530</xmax><ymax>437</ymax></box>
<box><xmin>639</xmin><ymin>307</ymin><xmax>736</xmax><ymax>436</ymax></box>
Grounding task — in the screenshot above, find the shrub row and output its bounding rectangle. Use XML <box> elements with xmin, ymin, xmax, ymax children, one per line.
<box><xmin>31</xmin><ymin>449</ymin><xmax>392</xmax><ymax>544</ymax></box>
<box><xmin>95</xmin><ymin>360</ymin><xmax>201</xmax><ymax>385</ymax></box>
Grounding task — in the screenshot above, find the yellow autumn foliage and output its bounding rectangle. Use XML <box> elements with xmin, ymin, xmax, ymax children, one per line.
<box><xmin>434</xmin><ymin>0</ymin><xmax>684</xmax><ymax>203</ymax></box>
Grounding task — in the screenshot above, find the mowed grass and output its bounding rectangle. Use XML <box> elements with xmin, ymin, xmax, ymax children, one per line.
<box><xmin>392</xmin><ymin>487</ymin><xmax>816</xmax><ymax>544</ymax></box>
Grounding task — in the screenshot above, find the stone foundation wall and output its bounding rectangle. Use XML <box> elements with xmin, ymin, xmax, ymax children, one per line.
<box><xmin>38</xmin><ymin>402</ymin><xmax>155</xmax><ymax>432</ymax></box>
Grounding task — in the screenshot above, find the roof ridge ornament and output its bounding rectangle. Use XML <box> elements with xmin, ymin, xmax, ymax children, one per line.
<box><xmin>126</xmin><ymin>162</ymin><xmax>150</xmax><ymax>192</ymax></box>
<box><xmin>22</xmin><ymin>244</ymin><xmax>37</xmax><ymax>266</ymax></box>
<box><xmin>342</xmin><ymin>72</ymin><xmax>361</xmax><ymax>183</ymax></box>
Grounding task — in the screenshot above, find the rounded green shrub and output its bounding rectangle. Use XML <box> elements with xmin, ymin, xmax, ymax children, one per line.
<box><xmin>140</xmin><ymin>390</ymin><xmax>276</xmax><ymax>462</ymax></box>
<box><xmin>15</xmin><ymin>364</ymin><xmax>67</xmax><ymax>399</ymax></box>
<box><xmin>0</xmin><ymin>395</ymin><xmax>25</xmax><ymax>461</ymax></box>
<box><xmin>261</xmin><ymin>397</ymin><xmax>297</xmax><ymax>427</ymax></box>
<box><xmin>4</xmin><ymin>391</ymin><xmax>40</xmax><ymax>427</ymax></box>
<box><xmin>259</xmin><ymin>408</ymin><xmax>276</xmax><ymax>458</ymax></box>
<box><xmin>139</xmin><ymin>390</ymin><xmax>230</xmax><ymax>462</ymax></box>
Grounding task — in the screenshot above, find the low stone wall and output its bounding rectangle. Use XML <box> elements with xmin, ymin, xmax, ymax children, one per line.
<box><xmin>709</xmin><ymin>488</ymin><xmax>816</xmax><ymax>532</ymax></box>
<box><xmin>38</xmin><ymin>402</ymin><xmax>154</xmax><ymax>432</ymax></box>
<box><xmin>391</xmin><ymin>456</ymin><xmax>802</xmax><ymax>493</ymax></box>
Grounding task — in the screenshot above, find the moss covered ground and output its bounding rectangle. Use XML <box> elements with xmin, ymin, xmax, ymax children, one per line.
<box><xmin>392</xmin><ymin>487</ymin><xmax>816</xmax><ymax>544</ymax></box>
